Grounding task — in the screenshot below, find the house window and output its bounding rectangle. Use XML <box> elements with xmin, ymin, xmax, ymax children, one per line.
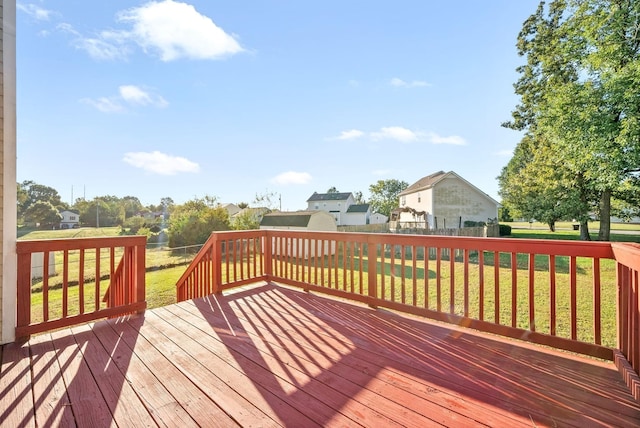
<box><xmin>314</xmin><ymin>204</ymin><xmax>319</xmax><ymax>209</ymax></box>
<box><xmin>401</xmin><ymin>196</ymin><xmax>406</xmax><ymax>206</ymax></box>
<box><xmin>417</xmin><ymin>193</ymin><xmax>421</xmax><ymax>203</ymax></box>
<box><xmin>70</xmin><ymin>216</ymin><xmax>76</xmax><ymax>220</ymax></box>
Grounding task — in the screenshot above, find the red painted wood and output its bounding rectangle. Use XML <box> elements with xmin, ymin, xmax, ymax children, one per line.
<box><xmin>90</xmin><ymin>321</ymin><xmax>198</xmax><ymax>427</ymax></box>
<box><xmin>550</xmin><ymin>254</ymin><xmax>556</xmax><ymax>336</ymax></box>
<box><xmin>528</xmin><ymin>253</ymin><xmax>535</xmax><ymax>331</ymax></box>
<box><xmin>69</xmin><ymin>323</ymin><xmax>154</xmax><ymax>426</ymax></box>
<box><xmin>49</xmin><ymin>328</ymin><xmax>115</xmax><ymax>426</ymax></box>
<box><xmin>29</xmin><ymin>333</ymin><xmax>75</xmax><ymax>427</ymax></box>
<box><xmin>0</xmin><ymin>342</ymin><xmax>36</xmax><ymax>427</ymax></box>
<box><xmin>571</xmin><ymin>255</ymin><xmax>578</xmax><ymax>340</ymax></box>
<box><xmin>594</xmin><ymin>258</ymin><xmax>602</xmax><ymax>345</ymax></box>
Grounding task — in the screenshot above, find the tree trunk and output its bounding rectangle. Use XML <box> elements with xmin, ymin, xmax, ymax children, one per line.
<box><xmin>597</xmin><ymin>189</ymin><xmax>611</xmax><ymax>241</ymax></box>
<box><xmin>580</xmin><ymin>220</ymin><xmax>591</xmax><ymax>241</ymax></box>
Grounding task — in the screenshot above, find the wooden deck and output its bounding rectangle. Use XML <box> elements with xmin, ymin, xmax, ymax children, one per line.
<box><xmin>2</xmin><ymin>282</ymin><xmax>639</xmax><ymax>427</ymax></box>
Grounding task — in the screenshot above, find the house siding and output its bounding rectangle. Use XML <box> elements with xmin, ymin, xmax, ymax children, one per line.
<box><xmin>432</xmin><ymin>177</ymin><xmax>498</xmax><ymax>228</ymax></box>
<box><xmin>1</xmin><ymin>0</ymin><xmax>17</xmax><ymax>344</ymax></box>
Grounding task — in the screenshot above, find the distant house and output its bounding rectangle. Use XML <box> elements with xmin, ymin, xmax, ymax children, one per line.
<box><xmin>260</xmin><ymin>211</ymin><xmax>337</xmax><ymax>258</ymax></box>
<box><xmin>260</xmin><ymin>211</ymin><xmax>337</xmax><ymax>232</ymax></box>
<box><xmin>306</xmin><ymin>192</ymin><xmax>355</xmax><ymax>225</ymax></box>
<box><xmin>343</xmin><ymin>204</ymin><xmax>371</xmax><ymax>226</ymax></box>
<box><xmin>369</xmin><ymin>212</ymin><xmax>389</xmax><ymax>224</ymax></box>
<box><xmin>59</xmin><ymin>210</ymin><xmax>80</xmax><ymax>229</ymax></box>
<box><xmin>394</xmin><ymin>171</ymin><xmax>499</xmax><ymax>229</ymax></box>
<box><xmin>219</xmin><ymin>203</ymin><xmax>241</xmax><ymax>218</ymax></box>
<box><xmin>231</xmin><ymin>207</ymin><xmax>270</xmax><ymax>228</ymax></box>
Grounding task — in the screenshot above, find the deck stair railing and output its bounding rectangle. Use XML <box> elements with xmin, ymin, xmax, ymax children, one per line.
<box><xmin>176</xmin><ymin>229</ymin><xmax>640</xmax><ymax>401</ymax></box>
<box><xmin>16</xmin><ymin>236</ymin><xmax>146</xmax><ymax>338</ymax></box>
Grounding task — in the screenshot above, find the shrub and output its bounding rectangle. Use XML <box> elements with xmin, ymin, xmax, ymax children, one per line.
<box><xmin>499</xmin><ymin>224</ymin><xmax>512</xmax><ymax>236</ymax></box>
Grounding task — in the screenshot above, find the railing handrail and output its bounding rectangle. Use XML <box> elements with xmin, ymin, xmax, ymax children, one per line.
<box><xmin>16</xmin><ymin>235</ymin><xmax>147</xmax><ymax>338</ymax></box>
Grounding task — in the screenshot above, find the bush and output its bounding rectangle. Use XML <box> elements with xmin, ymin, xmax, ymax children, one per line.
<box><xmin>464</xmin><ymin>220</ymin><xmax>486</xmax><ymax>228</ymax></box>
<box><xmin>499</xmin><ymin>224</ymin><xmax>512</xmax><ymax>236</ymax></box>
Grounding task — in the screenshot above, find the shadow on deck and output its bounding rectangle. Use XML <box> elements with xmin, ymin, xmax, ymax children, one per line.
<box><xmin>2</xmin><ymin>282</ymin><xmax>639</xmax><ymax>427</ymax></box>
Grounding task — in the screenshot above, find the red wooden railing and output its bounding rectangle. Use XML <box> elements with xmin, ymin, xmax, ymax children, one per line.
<box><xmin>16</xmin><ymin>236</ymin><xmax>146</xmax><ymax>338</ymax></box>
<box><xmin>611</xmin><ymin>242</ymin><xmax>640</xmax><ymax>401</ymax></box>
<box><xmin>177</xmin><ymin>230</ymin><xmax>640</xmax><ymax>399</ymax></box>
<box><xmin>176</xmin><ymin>231</ymin><xmax>266</xmax><ymax>301</ymax></box>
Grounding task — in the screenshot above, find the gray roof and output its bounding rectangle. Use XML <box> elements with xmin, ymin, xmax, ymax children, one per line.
<box><xmin>307</xmin><ymin>192</ymin><xmax>353</xmax><ymax>202</ymax></box>
<box><xmin>346</xmin><ymin>204</ymin><xmax>370</xmax><ymax>213</ymax></box>
<box><xmin>398</xmin><ymin>171</ymin><xmax>447</xmax><ymax>196</ymax></box>
<box><xmin>260</xmin><ymin>212</ymin><xmax>313</xmax><ymax>227</ymax></box>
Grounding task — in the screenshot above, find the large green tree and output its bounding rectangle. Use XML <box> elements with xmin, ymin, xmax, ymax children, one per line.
<box><xmin>503</xmin><ymin>0</ymin><xmax>640</xmax><ymax>240</ymax></box>
<box><xmin>368</xmin><ymin>179</ymin><xmax>408</xmax><ymax>217</ymax></box>
<box><xmin>167</xmin><ymin>197</ymin><xmax>230</xmax><ymax>247</ymax></box>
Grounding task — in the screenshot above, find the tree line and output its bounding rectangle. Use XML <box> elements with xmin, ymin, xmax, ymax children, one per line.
<box><xmin>18</xmin><ymin>178</ymin><xmax>409</xmax><ymax>247</ymax></box>
<box><xmin>499</xmin><ymin>0</ymin><xmax>640</xmax><ymax>240</ymax></box>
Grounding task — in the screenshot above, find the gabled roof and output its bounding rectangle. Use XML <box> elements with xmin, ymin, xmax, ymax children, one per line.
<box><xmin>399</xmin><ymin>170</ymin><xmax>499</xmax><ymax>205</ymax></box>
<box><xmin>307</xmin><ymin>192</ymin><xmax>353</xmax><ymax>202</ymax></box>
<box><xmin>398</xmin><ymin>171</ymin><xmax>447</xmax><ymax>196</ymax></box>
<box><xmin>260</xmin><ymin>211</ymin><xmax>314</xmax><ymax>227</ymax></box>
<box><xmin>346</xmin><ymin>204</ymin><xmax>370</xmax><ymax>213</ymax></box>
<box><xmin>59</xmin><ymin>209</ymin><xmax>79</xmax><ymax>215</ymax></box>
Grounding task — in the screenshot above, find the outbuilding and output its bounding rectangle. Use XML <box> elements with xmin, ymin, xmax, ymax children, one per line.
<box><xmin>260</xmin><ymin>211</ymin><xmax>337</xmax><ymax>258</ymax></box>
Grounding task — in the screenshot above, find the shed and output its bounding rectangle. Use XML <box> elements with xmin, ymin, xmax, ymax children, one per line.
<box><xmin>260</xmin><ymin>211</ymin><xmax>337</xmax><ymax>258</ymax></box>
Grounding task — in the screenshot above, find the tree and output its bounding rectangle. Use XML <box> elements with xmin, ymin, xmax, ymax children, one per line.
<box><xmin>503</xmin><ymin>0</ymin><xmax>640</xmax><ymax>240</ymax></box>
<box><xmin>326</xmin><ymin>187</ymin><xmax>339</xmax><ymax>193</ymax></box>
<box><xmin>253</xmin><ymin>190</ymin><xmax>280</xmax><ymax>211</ymax></box>
<box><xmin>24</xmin><ymin>201</ymin><xmax>62</xmax><ymax>228</ymax></box>
<box><xmin>167</xmin><ymin>197</ymin><xmax>230</xmax><ymax>247</ymax></box>
<box><xmin>353</xmin><ymin>191</ymin><xmax>366</xmax><ymax>204</ymax></box>
<box><xmin>368</xmin><ymin>179</ymin><xmax>408</xmax><ymax>217</ymax></box>
<box><xmin>18</xmin><ymin>180</ymin><xmax>66</xmax><ymax>223</ymax></box>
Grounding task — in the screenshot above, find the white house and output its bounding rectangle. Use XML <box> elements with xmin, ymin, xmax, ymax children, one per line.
<box><xmin>59</xmin><ymin>210</ymin><xmax>80</xmax><ymax>229</ymax></box>
<box><xmin>306</xmin><ymin>192</ymin><xmax>355</xmax><ymax>225</ymax></box>
<box><xmin>394</xmin><ymin>171</ymin><xmax>499</xmax><ymax>229</ymax></box>
<box><xmin>342</xmin><ymin>204</ymin><xmax>371</xmax><ymax>226</ymax></box>
<box><xmin>369</xmin><ymin>212</ymin><xmax>389</xmax><ymax>224</ymax></box>
<box><xmin>260</xmin><ymin>211</ymin><xmax>337</xmax><ymax>258</ymax></box>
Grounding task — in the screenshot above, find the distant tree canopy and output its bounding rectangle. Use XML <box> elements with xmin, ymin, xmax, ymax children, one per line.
<box><xmin>501</xmin><ymin>0</ymin><xmax>640</xmax><ymax>240</ymax></box>
<box><xmin>167</xmin><ymin>196</ymin><xmax>230</xmax><ymax>247</ymax></box>
<box><xmin>18</xmin><ymin>180</ymin><xmax>67</xmax><ymax>227</ymax></box>
<box><xmin>368</xmin><ymin>179</ymin><xmax>408</xmax><ymax>217</ymax></box>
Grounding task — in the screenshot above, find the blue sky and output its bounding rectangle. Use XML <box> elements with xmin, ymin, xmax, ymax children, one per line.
<box><xmin>17</xmin><ymin>0</ymin><xmax>537</xmax><ymax>210</ymax></box>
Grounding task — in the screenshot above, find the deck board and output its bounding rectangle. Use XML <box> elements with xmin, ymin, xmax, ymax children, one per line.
<box><xmin>1</xmin><ymin>282</ymin><xmax>640</xmax><ymax>427</ymax></box>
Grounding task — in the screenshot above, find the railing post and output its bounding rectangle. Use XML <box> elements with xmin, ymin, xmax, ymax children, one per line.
<box><xmin>135</xmin><ymin>240</ymin><xmax>146</xmax><ymax>312</ymax></box>
<box><xmin>211</xmin><ymin>233</ymin><xmax>222</xmax><ymax>294</ymax></box>
<box><xmin>263</xmin><ymin>230</ymin><xmax>273</xmax><ymax>282</ymax></box>
<box><xmin>367</xmin><ymin>235</ymin><xmax>378</xmax><ymax>307</ymax></box>
<box><xmin>16</xmin><ymin>251</ymin><xmax>32</xmax><ymax>339</ymax></box>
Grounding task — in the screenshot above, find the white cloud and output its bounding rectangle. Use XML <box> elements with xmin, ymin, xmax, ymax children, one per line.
<box><xmin>370</xmin><ymin>126</ymin><xmax>422</xmax><ymax>143</ymax></box>
<box><xmin>427</xmin><ymin>132</ymin><xmax>467</xmax><ymax>145</ymax></box>
<box><xmin>18</xmin><ymin>3</ymin><xmax>53</xmax><ymax>21</ymax></box>
<box><xmin>335</xmin><ymin>129</ymin><xmax>365</xmax><ymax>140</ymax></box>
<box><xmin>116</xmin><ymin>0</ymin><xmax>244</xmax><ymax>61</ymax></box>
<box><xmin>123</xmin><ymin>151</ymin><xmax>200</xmax><ymax>175</ymax></box>
<box><xmin>119</xmin><ymin>85</ymin><xmax>168</xmax><ymax>107</ymax></box>
<box><xmin>80</xmin><ymin>97</ymin><xmax>125</xmax><ymax>113</ymax></box>
<box><xmin>83</xmin><ymin>85</ymin><xmax>168</xmax><ymax>112</ymax></box>
<box><xmin>270</xmin><ymin>171</ymin><xmax>312</xmax><ymax>185</ymax></box>
<box><xmin>58</xmin><ymin>1</ymin><xmax>243</xmax><ymax>62</ymax></box>
<box><xmin>390</xmin><ymin>78</ymin><xmax>430</xmax><ymax>88</ymax></box>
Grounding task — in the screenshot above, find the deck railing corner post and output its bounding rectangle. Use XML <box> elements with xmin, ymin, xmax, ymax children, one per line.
<box><xmin>263</xmin><ymin>230</ymin><xmax>273</xmax><ymax>281</ymax></box>
<box><xmin>212</xmin><ymin>233</ymin><xmax>222</xmax><ymax>294</ymax></box>
<box><xmin>367</xmin><ymin>235</ymin><xmax>378</xmax><ymax>307</ymax></box>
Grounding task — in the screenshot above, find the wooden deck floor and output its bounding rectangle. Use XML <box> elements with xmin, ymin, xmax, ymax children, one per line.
<box><xmin>2</xmin><ymin>282</ymin><xmax>639</xmax><ymax>427</ymax></box>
